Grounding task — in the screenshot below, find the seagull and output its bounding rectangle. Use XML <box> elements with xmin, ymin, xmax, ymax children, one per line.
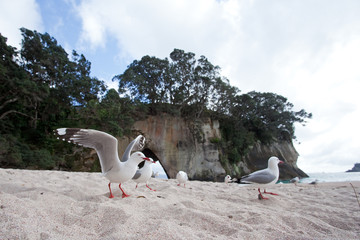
<box><xmin>290</xmin><ymin>176</ymin><xmax>300</xmax><ymax>184</ymax></box>
<box><xmin>133</xmin><ymin>158</ymin><xmax>156</xmax><ymax>191</ymax></box>
<box><xmin>176</xmin><ymin>171</ymin><xmax>188</xmax><ymax>187</ymax></box>
<box><xmin>240</xmin><ymin>156</ymin><xmax>284</xmax><ymax>200</ymax></box>
<box><xmin>224</xmin><ymin>175</ymin><xmax>232</xmax><ymax>183</ymax></box>
<box><xmin>55</xmin><ymin>128</ymin><xmax>151</xmax><ymax>198</ymax></box>
<box><xmin>310</xmin><ymin>179</ymin><xmax>319</xmax><ymax>185</ymax></box>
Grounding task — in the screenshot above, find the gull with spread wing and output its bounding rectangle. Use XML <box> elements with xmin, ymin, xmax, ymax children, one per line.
<box><xmin>55</xmin><ymin>128</ymin><xmax>150</xmax><ymax>198</ymax></box>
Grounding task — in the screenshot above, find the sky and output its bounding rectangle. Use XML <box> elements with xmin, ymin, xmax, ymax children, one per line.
<box><xmin>1</xmin><ymin>0</ymin><xmax>360</xmax><ymax>173</ymax></box>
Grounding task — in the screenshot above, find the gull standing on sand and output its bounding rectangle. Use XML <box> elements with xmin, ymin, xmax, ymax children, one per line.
<box><xmin>225</xmin><ymin>175</ymin><xmax>232</xmax><ymax>183</ymax></box>
<box><xmin>240</xmin><ymin>156</ymin><xmax>283</xmax><ymax>200</ymax></box>
<box><xmin>290</xmin><ymin>176</ymin><xmax>300</xmax><ymax>184</ymax></box>
<box><xmin>176</xmin><ymin>171</ymin><xmax>188</xmax><ymax>187</ymax></box>
<box><xmin>55</xmin><ymin>128</ymin><xmax>151</xmax><ymax>198</ymax></box>
<box><xmin>132</xmin><ymin>158</ymin><xmax>156</xmax><ymax>191</ymax></box>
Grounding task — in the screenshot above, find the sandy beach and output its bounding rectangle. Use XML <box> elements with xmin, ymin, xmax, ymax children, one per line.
<box><xmin>0</xmin><ymin>168</ymin><xmax>359</xmax><ymax>239</ymax></box>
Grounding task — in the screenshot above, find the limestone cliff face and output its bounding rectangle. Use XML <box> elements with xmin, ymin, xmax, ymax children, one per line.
<box><xmin>120</xmin><ymin>114</ymin><xmax>308</xmax><ymax>181</ymax></box>
<box><xmin>123</xmin><ymin>114</ymin><xmax>225</xmax><ymax>181</ymax></box>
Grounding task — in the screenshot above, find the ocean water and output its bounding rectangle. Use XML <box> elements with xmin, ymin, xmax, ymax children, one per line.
<box><xmin>298</xmin><ymin>172</ymin><xmax>360</xmax><ymax>183</ymax></box>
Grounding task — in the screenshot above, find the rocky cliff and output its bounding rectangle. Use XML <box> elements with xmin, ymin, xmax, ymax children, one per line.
<box><xmin>119</xmin><ymin>114</ymin><xmax>308</xmax><ymax>181</ymax></box>
<box><xmin>243</xmin><ymin>141</ymin><xmax>308</xmax><ymax>179</ymax></box>
<box><xmin>120</xmin><ymin>114</ymin><xmax>226</xmax><ymax>181</ymax></box>
<box><xmin>346</xmin><ymin>163</ymin><xmax>360</xmax><ymax>172</ymax></box>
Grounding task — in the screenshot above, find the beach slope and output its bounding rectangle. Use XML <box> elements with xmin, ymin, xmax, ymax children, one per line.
<box><xmin>0</xmin><ymin>168</ymin><xmax>359</xmax><ymax>239</ymax></box>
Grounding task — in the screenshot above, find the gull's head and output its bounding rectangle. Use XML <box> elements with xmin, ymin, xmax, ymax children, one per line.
<box><xmin>131</xmin><ymin>152</ymin><xmax>151</xmax><ymax>164</ymax></box>
<box><xmin>268</xmin><ymin>156</ymin><xmax>284</xmax><ymax>169</ymax></box>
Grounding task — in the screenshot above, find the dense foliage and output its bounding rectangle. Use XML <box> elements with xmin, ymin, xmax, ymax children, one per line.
<box><xmin>114</xmin><ymin>49</ymin><xmax>312</xmax><ymax>163</ymax></box>
<box><xmin>0</xmin><ymin>29</ymin><xmax>135</xmax><ymax>169</ymax></box>
<box><xmin>115</xmin><ymin>49</ymin><xmax>238</xmax><ymax>118</ymax></box>
<box><xmin>0</xmin><ymin>29</ymin><xmax>311</xmax><ymax>169</ymax></box>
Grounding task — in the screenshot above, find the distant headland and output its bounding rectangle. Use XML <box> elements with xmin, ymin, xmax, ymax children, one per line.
<box><xmin>346</xmin><ymin>163</ymin><xmax>360</xmax><ymax>172</ymax></box>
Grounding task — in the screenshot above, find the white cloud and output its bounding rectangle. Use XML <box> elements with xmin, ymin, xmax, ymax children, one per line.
<box><xmin>0</xmin><ymin>0</ymin><xmax>43</xmax><ymax>48</ymax></box>
<box><xmin>75</xmin><ymin>0</ymin><xmax>244</xmax><ymax>62</ymax></box>
<box><xmin>73</xmin><ymin>0</ymin><xmax>360</xmax><ymax>173</ymax></box>
<box><xmin>287</xmin><ymin>37</ymin><xmax>360</xmax><ymax>172</ymax></box>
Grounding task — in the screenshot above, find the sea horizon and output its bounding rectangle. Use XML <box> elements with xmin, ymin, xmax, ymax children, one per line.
<box><xmin>298</xmin><ymin>171</ymin><xmax>360</xmax><ymax>183</ymax></box>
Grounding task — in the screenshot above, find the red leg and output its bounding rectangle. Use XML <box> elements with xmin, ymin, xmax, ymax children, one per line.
<box><xmin>177</xmin><ymin>183</ymin><xmax>180</xmax><ymax>186</ymax></box>
<box><xmin>119</xmin><ymin>184</ymin><xmax>130</xmax><ymax>198</ymax></box>
<box><xmin>135</xmin><ymin>184</ymin><xmax>138</xmax><ymax>189</ymax></box>
<box><xmin>108</xmin><ymin>182</ymin><xmax>114</xmax><ymax>198</ymax></box>
<box><xmin>258</xmin><ymin>188</ymin><xmax>269</xmax><ymax>200</ymax></box>
<box><xmin>146</xmin><ymin>184</ymin><xmax>156</xmax><ymax>191</ymax></box>
<box><xmin>263</xmin><ymin>189</ymin><xmax>278</xmax><ymax>195</ymax></box>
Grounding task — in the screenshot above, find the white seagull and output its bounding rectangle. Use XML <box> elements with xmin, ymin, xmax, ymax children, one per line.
<box><xmin>132</xmin><ymin>158</ymin><xmax>156</xmax><ymax>191</ymax></box>
<box><xmin>176</xmin><ymin>171</ymin><xmax>188</xmax><ymax>187</ymax></box>
<box><xmin>55</xmin><ymin>128</ymin><xmax>150</xmax><ymax>198</ymax></box>
<box><xmin>290</xmin><ymin>176</ymin><xmax>300</xmax><ymax>184</ymax></box>
<box><xmin>224</xmin><ymin>175</ymin><xmax>232</xmax><ymax>183</ymax></box>
<box><xmin>240</xmin><ymin>156</ymin><xmax>284</xmax><ymax>200</ymax></box>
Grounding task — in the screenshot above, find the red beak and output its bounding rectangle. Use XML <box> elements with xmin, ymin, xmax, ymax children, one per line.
<box><xmin>279</xmin><ymin>160</ymin><xmax>284</xmax><ymax>164</ymax></box>
<box><xmin>143</xmin><ymin>157</ymin><xmax>155</xmax><ymax>163</ymax></box>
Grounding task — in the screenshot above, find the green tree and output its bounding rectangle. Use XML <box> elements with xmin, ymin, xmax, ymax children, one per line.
<box><xmin>1</xmin><ymin>29</ymin><xmax>108</xmax><ymax>169</ymax></box>
<box><xmin>77</xmin><ymin>89</ymin><xmax>138</xmax><ymax>136</ymax></box>
<box><xmin>230</xmin><ymin>91</ymin><xmax>312</xmax><ymax>142</ymax></box>
<box><xmin>0</xmin><ymin>33</ymin><xmax>46</xmax><ymax>132</ymax></box>
<box><xmin>114</xmin><ymin>48</ymin><xmax>236</xmax><ymax>118</ymax></box>
<box><xmin>19</xmin><ymin>28</ymin><xmax>106</xmax><ymax>132</ymax></box>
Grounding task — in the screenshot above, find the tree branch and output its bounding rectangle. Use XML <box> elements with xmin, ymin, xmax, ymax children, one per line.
<box><xmin>0</xmin><ymin>110</ymin><xmax>32</xmax><ymax>120</ymax></box>
<box><xmin>0</xmin><ymin>97</ymin><xmax>18</xmax><ymax>110</ymax></box>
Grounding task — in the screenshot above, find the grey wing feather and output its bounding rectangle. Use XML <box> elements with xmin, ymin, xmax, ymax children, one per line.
<box><xmin>240</xmin><ymin>169</ymin><xmax>276</xmax><ymax>184</ymax></box>
<box><xmin>121</xmin><ymin>135</ymin><xmax>145</xmax><ymax>162</ymax></box>
<box><xmin>55</xmin><ymin>128</ymin><xmax>119</xmax><ymax>174</ymax></box>
<box><xmin>132</xmin><ymin>170</ymin><xmax>142</xmax><ymax>180</ymax></box>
